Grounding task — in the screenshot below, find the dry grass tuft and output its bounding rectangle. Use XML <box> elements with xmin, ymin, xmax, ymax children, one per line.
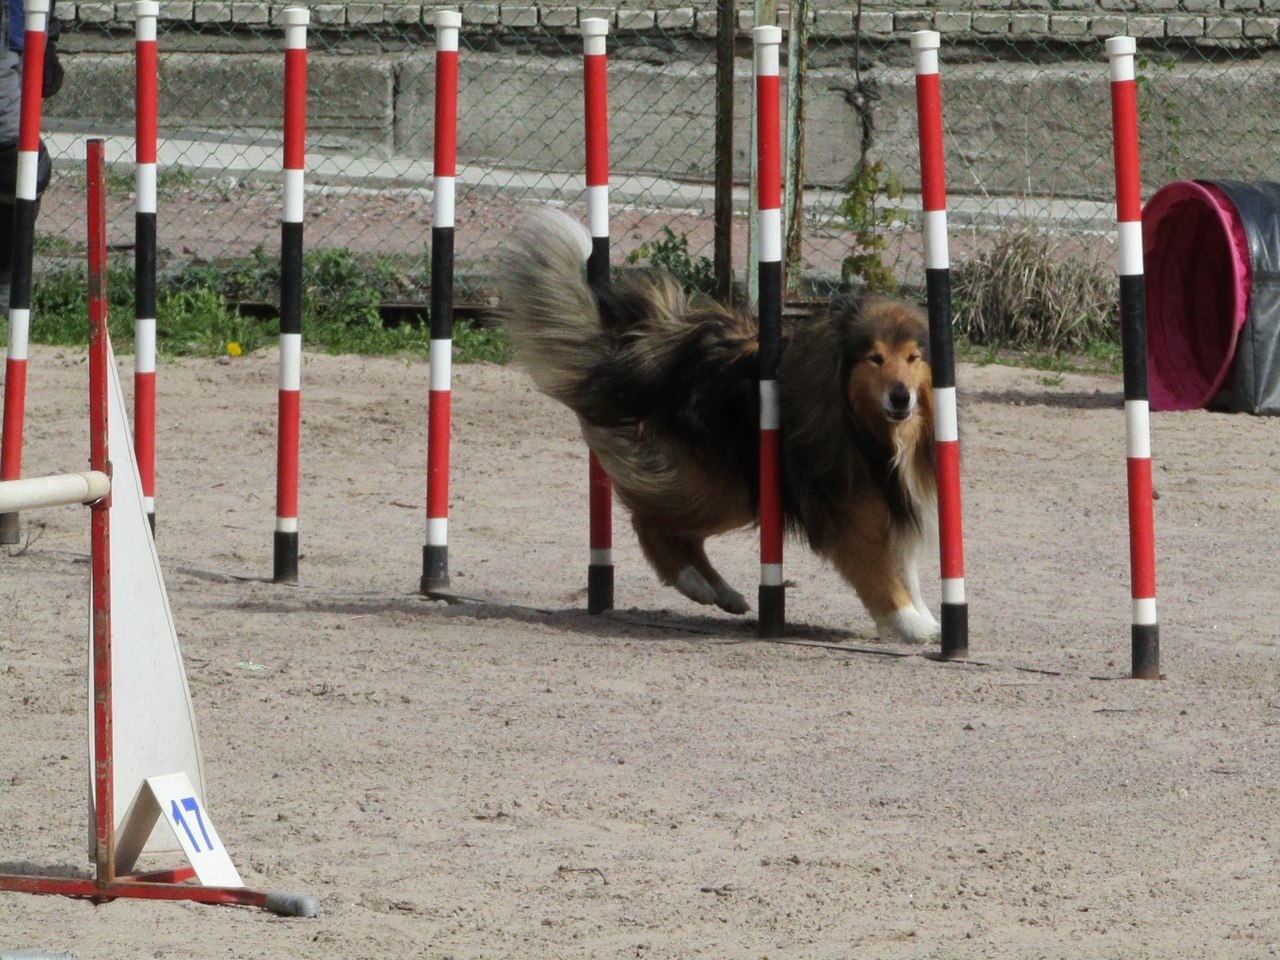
<box><xmin>951</xmin><ymin>229</ymin><xmax>1118</xmax><ymax>352</ymax></box>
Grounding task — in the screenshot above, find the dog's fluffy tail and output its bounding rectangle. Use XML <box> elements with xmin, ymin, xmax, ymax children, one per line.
<box><xmin>492</xmin><ymin>209</ymin><xmax>605</xmax><ymax>409</ymax></box>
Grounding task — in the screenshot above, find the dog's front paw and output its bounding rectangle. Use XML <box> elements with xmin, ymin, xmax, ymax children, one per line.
<box><xmin>873</xmin><ymin>607</ymin><xmax>942</xmax><ymax>645</ymax></box>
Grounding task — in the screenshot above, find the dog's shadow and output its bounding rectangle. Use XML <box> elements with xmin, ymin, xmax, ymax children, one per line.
<box><xmin>214</xmin><ymin>587</ymin><xmax>933</xmax><ymax>655</ymax></box>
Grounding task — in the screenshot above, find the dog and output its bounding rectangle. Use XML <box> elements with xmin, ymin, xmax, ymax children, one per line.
<box><xmin>492</xmin><ymin>210</ymin><xmax>940</xmax><ymax>643</ymax></box>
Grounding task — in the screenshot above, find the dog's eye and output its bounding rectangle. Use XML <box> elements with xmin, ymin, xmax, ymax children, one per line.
<box><xmin>908</xmin><ymin>352</ymin><xmax>922</xmax><ymax>363</ymax></box>
<box><xmin>867</xmin><ymin>353</ymin><xmax>884</xmax><ymax>366</ymax></box>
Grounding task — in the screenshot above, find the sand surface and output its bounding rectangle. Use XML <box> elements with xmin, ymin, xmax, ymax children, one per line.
<box><xmin>2</xmin><ymin>344</ymin><xmax>1279</xmax><ymax>958</ymax></box>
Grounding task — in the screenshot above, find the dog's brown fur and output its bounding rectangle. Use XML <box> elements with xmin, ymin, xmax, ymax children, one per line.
<box><xmin>493</xmin><ymin>210</ymin><xmax>940</xmax><ymax>641</ymax></box>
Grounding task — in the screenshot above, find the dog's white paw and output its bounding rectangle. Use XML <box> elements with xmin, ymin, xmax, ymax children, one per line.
<box><xmin>711</xmin><ymin>578</ymin><xmax>749</xmax><ymax>615</ymax></box>
<box><xmin>874</xmin><ymin>606</ymin><xmax>942</xmax><ymax>644</ymax></box>
<box><xmin>675</xmin><ymin>567</ymin><xmax>718</xmax><ymax>606</ymax></box>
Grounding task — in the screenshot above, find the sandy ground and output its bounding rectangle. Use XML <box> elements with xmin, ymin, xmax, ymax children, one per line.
<box><xmin>1</xmin><ymin>343</ymin><xmax>1279</xmax><ymax>959</ymax></box>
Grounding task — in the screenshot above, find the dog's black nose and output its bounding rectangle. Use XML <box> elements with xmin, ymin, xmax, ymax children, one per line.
<box><xmin>887</xmin><ymin>383</ymin><xmax>912</xmax><ymax>415</ymax></box>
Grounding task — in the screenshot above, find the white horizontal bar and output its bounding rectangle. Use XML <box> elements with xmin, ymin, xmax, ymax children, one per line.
<box><xmin>590</xmin><ymin>548</ymin><xmax>612</xmax><ymax>566</ymax></box>
<box><xmin>758</xmin><ymin>206</ymin><xmax>782</xmax><ymax>263</ymax></box>
<box><xmin>934</xmin><ymin>387</ymin><xmax>958</xmax><ymax>442</ymax></box>
<box><xmin>135</xmin><ymin>318</ymin><xmax>156</xmax><ymax>373</ymax></box>
<box><xmin>430</xmin><ymin>339</ymin><xmax>452</xmax><ymax>391</ymax></box>
<box><xmin>0</xmin><ymin>471</ymin><xmax>110</xmax><ymax>512</ymax></box>
<box><xmin>275</xmin><ymin>516</ymin><xmax>298</xmax><ymax>532</ymax></box>
<box><xmin>1125</xmin><ymin>400</ymin><xmax>1151</xmax><ymax>460</ymax></box>
<box><xmin>7</xmin><ymin>309</ymin><xmax>30</xmax><ymax>358</ymax></box>
<box><xmin>759</xmin><ymin>379</ymin><xmax>780</xmax><ymax>430</ymax></box>
<box><xmin>923</xmin><ymin>209</ymin><xmax>949</xmax><ymax>269</ymax></box>
<box><xmin>434</xmin><ymin>176</ymin><xmax>455</xmax><ymax>229</ymax></box>
<box><xmin>1117</xmin><ymin>220</ymin><xmax>1144</xmax><ymax>277</ymax></box>
<box><xmin>760</xmin><ymin>562</ymin><xmax>784</xmax><ymax>587</ymax></box>
<box><xmin>427</xmin><ymin>516</ymin><xmax>448</xmax><ymax>545</ymax></box>
<box><xmin>283</xmin><ymin>168</ymin><xmax>305</xmax><ymax>222</ymax></box>
<box><xmin>278</xmin><ymin>333</ymin><xmax>302</xmax><ymax>391</ymax></box>
<box><xmin>136</xmin><ymin>163</ymin><xmax>157</xmax><ymax>214</ymax></box>
<box><xmin>587</xmin><ymin>184</ymin><xmax>609</xmax><ymax>238</ymax></box>
<box><xmin>942</xmin><ymin>577</ymin><xmax>965</xmax><ymax>604</ymax></box>
<box><xmin>1132</xmin><ymin>597</ymin><xmax>1157</xmax><ymax>625</ymax></box>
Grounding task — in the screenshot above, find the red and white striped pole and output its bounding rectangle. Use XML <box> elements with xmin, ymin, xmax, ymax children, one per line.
<box><xmin>134</xmin><ymin>0</ymin><xmax>159</xmax><ymax>536</ymax></box>
<box><xmin>0</xmin><ymin>0</ymin><xmax>51</xmax><ymax>544</ymax></box>
<box><xmin>754</xmin><ymin>24</ymin><xmax>784</xmax><ymax>638</ymax></box>
<box><xmin>582</xmin><ymin>16</ymin><xmax>614</xmax><ymax>614</ymax></box>
<box><xmin>421</xmin><ymin>8</ymin><xmax>461</xmax><ymax>595</ymax></box>
<box><xmin>86</xmin><ymin>137</ymin><xmax>116</xmax><ymax>880</ymax></box>
<box><xmin>911</xmin><ymin>31</ymin><xmax>968</xmax><ymax>660</ymax></box>
<box><xmin>274</xmin><ymin>6</ymin><xmax>308</xmax><ymax>583</ymax></box>
<box><xmin>1106</xmin><ymin>36</ymin><xmax>1159</xmax><ymax>680</ymax></box>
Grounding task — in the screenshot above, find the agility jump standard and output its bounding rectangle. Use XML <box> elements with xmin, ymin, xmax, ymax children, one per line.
<box><xmin>0</xmin><ymin>140</ymin><xmax>317</xmax><ymax>914</ymax></box>
<box><xmin>583</xmin><ymin>16</ymin><xmax>615</xmax><ymax>614</ymax></box>
<box><xmin>910</xmin><ymin>30</ymin><xmax>968</xmax><ymax>660</ymax></box>
<box><xmin>754</xmin><ymin>25</ymin><xmax>785</xmax><ymax>638</ymax></box>
<box><xmin>0</xmin><ymin>0</ymin><xmax>51</xmax><ymax>544</ymax></box>
<box><xmin>1106</xmin><ymin>36</ymin><xmax>1159</xmax><ymax>680</ymax></box>
<box><xmin>274</xmin><ymin>6</ymin><xmax>308</xmax><ymax>583</ymax></box>
<box><xmin>422</xmin><ymin>8</ymin><xmax>461</xmax><ymax>594</ymax></box>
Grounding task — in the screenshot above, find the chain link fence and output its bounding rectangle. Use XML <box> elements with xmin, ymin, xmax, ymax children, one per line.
<box><xmin>35</xmin><ymin>2</ymin><xmax>1280</xmax><ymax>317</ymax></box>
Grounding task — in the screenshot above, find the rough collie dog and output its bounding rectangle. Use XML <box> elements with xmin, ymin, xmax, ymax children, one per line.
<box><xmin>493</xmin><ymin>210</ymin><xmax>940</xmax><ymax>643</ymax></box>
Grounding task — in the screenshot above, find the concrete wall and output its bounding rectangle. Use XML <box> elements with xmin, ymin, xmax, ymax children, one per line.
<box><xmin>46</xmin><ymin>43</ymin><xmax>1280</xmax><ymax>200</ymax></box>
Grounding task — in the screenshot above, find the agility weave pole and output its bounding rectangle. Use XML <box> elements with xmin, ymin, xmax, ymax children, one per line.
<box><xmin>134</xmin><ymin>0</ymin><xmax>159</xmax><ymax>535</ymax></box>
<box><xmin>274</xmin><ymin>6</ymin><xmax>308</xmax><ymax>583</ymax></box>
<box><xmin>753</xmin><ymin>25</ymin><xmax>785</xmax><ymax>638</ymax></box>
<box><xmin>0</xmin><ymin>139</ymin><xmax>317</xmax><ymax>917</ymax></box>
<box><xmin>421</xmin><ymin>9</ymin><xmax>461</xmax><ymax>594</ymax></box>
<box><xmin>910</xmin><ymin>31</ymin><xmax>969</xmax><ymax>660</ymax></box>
<box><xmin>582</xmin><ymin>16</ymin><xmax>615</xmax><ymax>614</ymax></box>
<box><xmin>1105</xmin><ymin>36</ymin><xmax>1159</xmax><ymax>680</ymax></box>
<box><xmin>0</xmin><ymin>0</ymin><xmax>51</xmax><ymax>545</ymax></box>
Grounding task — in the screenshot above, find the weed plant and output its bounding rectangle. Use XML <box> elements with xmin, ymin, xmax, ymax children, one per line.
<box><xmin>951</xmin><ymin>228</ymin><xmax>1119</xmax><ymax>356</ymax></box>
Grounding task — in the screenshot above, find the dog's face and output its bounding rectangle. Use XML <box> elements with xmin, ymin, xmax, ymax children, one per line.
<box><xmin>831</xmin><ymin>297</ymin><xmax>933</xmax><ymax>437</ymax></box>
<box><xmin>848</xmin><ymin>336</ymin><xmax>929</xmax><ymax>425</ymax></box>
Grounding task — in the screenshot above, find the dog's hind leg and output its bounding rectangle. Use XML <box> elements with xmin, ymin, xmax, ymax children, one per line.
<box><xmin>678</xmin><ymin>539</ymin><xmax>749</xmax><ymax>614</ymax></box>
<box><xmin>631</xmin><ymin>516</ymin><xmax>748</xmax><ymax>613</ymax></box>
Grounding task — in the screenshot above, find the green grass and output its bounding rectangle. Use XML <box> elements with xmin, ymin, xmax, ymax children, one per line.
<box><xmin>5</xmin><ymin>247</ymin><xmax>511</xmax><ymax>365</ymax></box>
<box><xmin>956</xmin><ymin>335</ymin><xmax>1123</xmax><ymax>376</ymax></box>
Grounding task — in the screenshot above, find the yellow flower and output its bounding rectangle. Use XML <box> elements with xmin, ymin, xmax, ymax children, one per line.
<box><xmin>227</xmin><ymin>341</ymin><xmax>242</xmax><ymax>357</ymax></box>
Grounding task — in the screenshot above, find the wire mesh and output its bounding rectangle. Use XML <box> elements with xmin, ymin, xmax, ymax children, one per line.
<box><xmin>31</xmin><ymin>3</ymin><xmax>1280</xmax><ymax>312</ymax></box>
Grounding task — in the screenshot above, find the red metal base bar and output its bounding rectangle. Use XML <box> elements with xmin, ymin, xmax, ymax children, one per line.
<box><xmin>0</xmin><ymin>870</ymin><xmax>267</xmax><ymax>907</ymax></box>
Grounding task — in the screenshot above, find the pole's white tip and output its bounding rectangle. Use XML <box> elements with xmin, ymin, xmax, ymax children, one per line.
<box><xmin>753</xmin><ymin>24</ymin><xmax>783</xmax><ymax>44</ymax></box>
<box><xmin>435</xmin><ymin>9</ymin><xmax>462</xmax><ymax>29</ymax></box>
<box><xmin>134</xmin><ymin>0</ymin><xmax>160</xmax><ymax>18</ymax></box>
<box><xmin>1105</xmin><ymin>35</ymin><xmax>1137</xmax><ymax>57</ymax></box>
<box><xmin>910</xmin><ymin>29</ymin><xmax>941</xmax><ymax>50</ymax></box>
<box><xmin>24</xmin><ymin>0</ymin><xmax>48</xmax><ymax>13</ymax></box>
<box><xmin>581</xmin><ymin>16</ymin><xmax>609</xmax><ymax>36</ymax></box>
<box><xmin>281</xmin><ymin>6</ymin><xmax>310</xmax><ymax>27</ymax></box>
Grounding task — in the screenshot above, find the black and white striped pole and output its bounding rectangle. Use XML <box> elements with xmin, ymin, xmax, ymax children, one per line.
<box><xmin>911</xmin><ymin>30</ymin><xmax>969</xmax><ymax>660</ymax></box>
<box><xmin>273</xmin><ymin>6</ymin><xmax>308</xmax><ymax>583</ymax></box>
<box><xmin>421</xmin><ymin>9</ymin><xmax>461</xmax><ymax>594</ymax></box>
<box><xmin>0</xmin><ymin>0</ymin><xmax>51</xmax><ymax>545</ymax></box>
<box><xmin>134</xmin><ymin>0</ymin><xmax>159</xmax><ymax>535</ymax></box>
<box><xmin>1106</xmin><ymin>36</ymin><xmax>1159</xmax><ymax>680</ymax></box>
<box><xmin>583</xmin><ymin>16</ymin><xmax>614</xmax><ymax>614</ymax></box>
<box><xmin>754</xmin><ymin>24</ymin><xmax>785</xmax><ymax>638</ymax></box>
